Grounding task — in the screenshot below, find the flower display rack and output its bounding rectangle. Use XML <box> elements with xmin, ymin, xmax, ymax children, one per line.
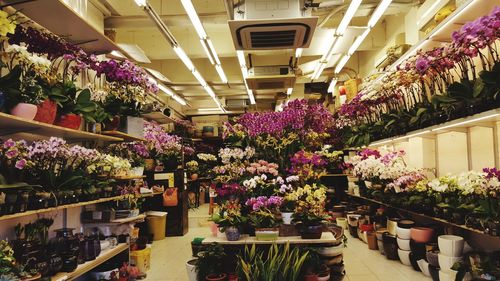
<box><xmin>202</xmin><ymin>232</ymin><xmax>338</xmax><ymax>245</ymax></box>
<box><xmin>101</xmin><ymin>131</ymin><xmax>146</xmax><ymax>142</ymax></box>
<box><xmin>0</xmin><ymin>112</ymin><xmax>123</xmax><ymax>142</ymax></box>
<box><xmin>347</xmin><ymin>194</ymin><xmax>495</xmax><ymax>236</ymax></box>
<box><xmin>50</xmin><ymin>243</ymin><xmax>128</xmax><ymax>281</ymax></box>
<box><xmin>3</xmin><ymin>0</ymin><xmax>126</xmax><ymax>55</ymax></box>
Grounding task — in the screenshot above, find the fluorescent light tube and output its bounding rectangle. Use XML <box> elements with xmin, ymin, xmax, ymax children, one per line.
<box><xmin>295</xmin><ymin>48</ymin><xmax>303</xmax><ymax>58</ymax></box>
<box><xmin>173</xmin><ymin>46</ymin><xmax>194</xmax><ymax>71</ymax></box>
<box><xmin>237</xmin><ymin>50</ymin><xmax>246</xmax><ymax>67</ymax></box>
<box><xmin>241</xmin><ymin>67</ymin><xmax>248</xmax><ymax>79</ymax></box>
<box><xmin>348</xmin><ymin>28</ymin><xmax>370</xmax><ymax>55</ymax></box>
<box><xmin>215</xmin><ymin>65</ymin><xmax>228</xmax><ymax>83</ymax></box>
<box><xmin>418</xmin><ymin>0</ymin><xmax>446</xmax><ymax>26</ymax></box>
<box><xmin>204</xmin><ymin>85</ymin><xmax>216</xmax><ymax>98</ymax></box>
<box><xmin>206</xmin><ymin>39</ymin><xmax>221</xmax><ymax>65</ymax></box>
<box><xmin>327</xmin><ymin>79</ymin><xmax>337</xmax><ymax>93</ymax></box>
<box><xmin>180</xmin><ymin>0</ymin><xmax>207</xmax><ymax>39</ymax></box>
<box><xmin>192</xmin><ymin>70</ymin><xmax>207</xmax><ymax>87</ymax></box>
<box><xmin>134</xmin><ymin>0</ymin><xmax>147</xmax><ymax>7</ymax></box>
<box><xmin>200</xmin><ymin>40</ymin><xmax>215</xmax><ymax>65</ymax></box>
<box><xmin>157</xmin><ymin>83</ymin><xmax>174</xmax><ymax>97</ymax></box>
<box><xmin>248</xmin><ymin>89</ymin><xmax>256</xmax><ymax>105</ymax></box>
<box><xmin>172</xmin><ymin>95</ymin><xmax>187</xmax><ymax>106</ymax></box>
<box><xmin>368</xmin><ymin>0</ymin><xmax>392</xmax><ymax>27</ymax></box>
<box><xmin>198</xmin><ymin>108</ymin><xmax>221</xmax><ymax>111</ymax></box>
<box><xmin>334</xmin><ymin>55</ymin><xmax>350</xmax><ymax>74</ymax></box>
<box><xmin>336</xmin><ymin>0</ymin><xmax>362</xmax><ymax>35</ymax></box>
<box><xmin>286</xmin><ymin>88</ymin><xmax>293</xmax><ymax>95</ymax></box>
<box><xmin>312</xmin><ymin>63</ymin><xmax>326</xmax><ymax>80</ymax></box>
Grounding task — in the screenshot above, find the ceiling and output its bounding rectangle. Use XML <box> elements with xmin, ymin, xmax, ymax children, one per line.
<box><xmin>97</xmin><ymin>0</ymin><xmax>418</xmax><ymax>115</ymax></box>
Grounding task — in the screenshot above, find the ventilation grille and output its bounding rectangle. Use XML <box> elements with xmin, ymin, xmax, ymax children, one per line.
<box><xmin>250</xmin><ymin>30</ymin><xmax>297</xmax><ymax>48</ymax></box>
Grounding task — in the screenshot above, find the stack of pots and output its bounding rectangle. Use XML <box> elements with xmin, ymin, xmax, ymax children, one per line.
<box><xmin>396</xmin><ymin>219</ymin><xmax>415</xmax><ymax>266</ymax></box>
<box><xmin>347</xmin><ymin>213</ymin><xmax>362</xmax><ymax>238</ymax></box>
<box><xmin>382</xmin><ymin>218</ymin><xmax>400</xmax><ymax>260</ymax></box>
<box><xmin>437</xmin><ymin>235</ymin><xmax>465</xmax><ymax>281</ymax></box>
<box><xmin>410</xmin><ymin>227</ymin><xmax>435</xmax><ymax>273</ymax></box>
<box><xmin>375</xmin><ymin>229</ymin><xmax>387</xmax><ymax>255</ymax></box>
<box><xmin>318</xmin><ymin>240</ymin><xmax>345</xmax><ymax>280</ymax></box>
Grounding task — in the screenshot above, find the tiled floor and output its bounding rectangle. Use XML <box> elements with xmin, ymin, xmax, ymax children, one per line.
<box><xmin>145</xmin><ymin>204</ymin><xmax>431</xmax><ymax>281</ymax></box>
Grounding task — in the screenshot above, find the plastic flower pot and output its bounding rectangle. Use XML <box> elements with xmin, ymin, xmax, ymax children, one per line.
<box><xmin>397</xmin><ymin>219</ymin><xmax>415</xmax><ymax>229</ymax></box>
<box><xmin>55</xmin><ymin>114</ymin><xmax>82</xmax><ymax>130</ymax></box>
<box><xmin>281</xmin><ymin>212</ymin><xmax>293</xmax><ymax>225</ymax></box>
<box><xmin>34</xmin><ymin>99</ymin><xmax>57</xmax><ymax>124</ymax></box>
<box><xmin>185</xmin><ymin>259</ymin><xmax>197</xmax><ymax>281</ymax></box>
<box><xmin>398</xmin><ymin>249</ymin><xmax>411</xmax><ymax>266</ymax></box>
<box><xmin>205</xmin><ymin>273</ymin><xmax>227</xmax><ymax>281</ymax></box>
<box><xmin>410</xmin><ymin>227</ymin><xmax>435</xmax><ymax>243</ymax></box>
<box><xmin>438</xmin><ymin>235</ymin><xmax>464</xmax><ymax>257</ymax></box>
<box><xmin>11</xmin><ymin>103</ymin><xmax>38</xmax><ymax>120</ymax></box>
<box><xmin>255</xmin><ymin>228</ymin><xmax>279</xmax><ymax>241</ymax></box>
<box><xmin>225</xmin><ymin>226</ymin><xmax>241</xmax><ymax>241</ymax></box>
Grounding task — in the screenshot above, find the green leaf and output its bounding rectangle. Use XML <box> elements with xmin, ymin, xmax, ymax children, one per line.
<box><xmin>448</xmin><ymin>81</ymin><xmax>472</xmax><ymax>99</ymax></box>
<box><xmin>472</xmin><ymin>78</ymin><xmax>485</xmax><ymax>98</ymax></box>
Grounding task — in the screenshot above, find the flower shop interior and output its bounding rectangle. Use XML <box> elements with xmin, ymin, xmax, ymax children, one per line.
<box><xmin>0</xmin><ymin>0</ymin><xmax>499</xmax><ymax>281</ymax></box>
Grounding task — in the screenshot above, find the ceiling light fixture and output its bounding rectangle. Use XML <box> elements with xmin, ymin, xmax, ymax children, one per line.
<box><xmin>348</xmin><ymin>28</ymin><xmax>370</xmax><ymax>55</ymax></box>
<box><xmin>327</xmin><ymin>79</ymin><xmax>337</xmax><ymax>93</ymax></box>
<box><xmin>180</xmin><ymin>0</ymin><xmax>228</xmax><ymax>83</ymax></box>
<box><xmin>336</xmin><ymin>0</ymin><xmax>362</xmax><ymax>36</ymax></box>
<box><xmin>136</xmin><ymin>0</ymin><xmax>224</xmax><ymax>111</ymax></box>
<box><xmin>295</xmin><ymin>48</ymin><xmax>303</xmax><ymax>58</ymax></box>
<box><xmin>286</xmin><ymin>88</ymin><xmax>293</xmax><ymax>96</ymax></box>
<box><xmin>157</xmin><ymin>83</ymin><xmax>187</xmax><ymax>106</ymax></box>
<box><xmin>368</xmin><ymin>0</ymin><xmax>393</xmax><ymax>27</ymax></box>
<box><xmin>417</xmin><ymin>0</ymin><xmax>446</xmax><ymax>26</ymax></box>
<box><xmin>334</xmin><ymin>54</ymin><xmax>350</xmax><ymax>74</ymax></box>
<box><xmin>236</xmin><ymin>50</ymin><xmax>256</xmax><ymax>104</ymax></box>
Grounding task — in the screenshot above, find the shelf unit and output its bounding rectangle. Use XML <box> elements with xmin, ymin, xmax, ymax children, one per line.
<box><xmin>347</xmin><ymin>194</ymin><xmax>493</xmax><ymax>236</ymax></box>
<box><xmin>0</xmin><ymin>193</ymin><xmax>161</xmax><ymax>221</ymax></box>
<box><xmin>0</xmin><ymin>112</ymin><xmax>123</xmax><ymax>142</ymax></box>
<box><xmin>368</xmin><ymin>108</ymin><xmax>500</xmax><ymax>147</ymax></box>
<box><xmin>3</xmin><ymin>0</ymin><xmax>124</xmax><ymax>55</ymax></box>
<box><xmin>51</xmin><ymin>243</ymin><xmax>128</xmax><ymax>281</ymax></box>
<box><xmin>101</xmin><ymin>131</ymin><xmax>146</xmax><ymax>142</ymax></box>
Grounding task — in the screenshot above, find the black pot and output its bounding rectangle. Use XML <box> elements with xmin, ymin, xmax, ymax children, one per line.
<box><xmin>61</xmin><ymin>254</ymin><xmax>78</xmax><ymax>272</ymax></box>
<box><xmin>348</xmin><ymin>225</ymin><xmax>358</xmax><ymax>238</ymax></box>
<box><xmin>382</xmin><ymin>232</ymin><xmax>399</xmax><ymax>260</ymax></box>
<box><xmin>300</xmin><ymin>224</ymin><xmax>323</xmax><ymax>239</ymax></box>
<box><xmin>428</xmin><ymin>264</ymin><xmax>440</xmax><ymax>281</ymax></box>
<box><xmin>410</xmin><ymin>240</ymin><xmax>427</xmax><ymax>260</ymax></box>
<box><xmin>35</xmin><ymin>254</ymin><xmax>50</xmax><ymax>277</ymax></box>
<box><xmin>5</xmin><ymin>192</ymin><xmax>18</xmax><ymax>214</ymax></box>
<box><xmin>409</xmin><ymin>252</ymin><xmax>420</xmax><ymax>271</ymax></box>
<box><xmin>486</xmin><ymin>220</ymin><xmax>500</xmax><ymax>236</ymax></box>
<box><xmin>83</xmin><ymin>237</ymin><xmax>96</xmax><ymax>261</ymax></box>
<box><xmin>47</xmin><ymin>253</ymin><xmax>63</xmax><ymax>276</ymax></box>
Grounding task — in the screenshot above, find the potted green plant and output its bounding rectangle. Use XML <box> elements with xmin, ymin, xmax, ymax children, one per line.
<box><xmin>196</xmin><ymin>243</ymin><xmax>227</xmax><ymax>281</ymax></box>
<box><xmin>187</xmin><ymin>160</ymin><xmax>200</xmax><ymax>180</ymax></box>
<box><xmin>53</xmin><ymin>81</ymin><xmax>96</xmax><ymax>130</ymax></box>
<box><xmin>248</xmin><ymin>209</ymin><xmax>281</xmax><ymax>241</ymax></box>
<box><xmin>280</xmin><ymin>199</ymin><xmax>296</xmax><ymax>225</ymax></box>
<box><xmin>211</xmin><ymin>201</ymin><xmax>247</xmax><ymax>241</ymax></box>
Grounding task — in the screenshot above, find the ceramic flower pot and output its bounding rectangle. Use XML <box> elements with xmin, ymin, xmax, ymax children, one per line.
<box><xmin>410</xmin><ymin>227</ymin><xmax>435</xmax><ymax>243</ymax></box>
<box><xmin>438</xmin><ymin>253</ymin><xmax>462</xmax><ymax>271</ymax></box>
<box><xmin>377</xmin><ymin>240</ymin><xmax>385</xmax><ymax>255</ymax></box>
<box><xmin>382</xmin><ymin>232</ymin><xmax>399</xmax><ymax>260</ymax></box>
<box><xmin>397</xmin><ymin>219</ymin><xmax>415</xmax><ymax>229</ymax></box>
<box><xmin>410</xmin><ymin>240</ymin><xmax>427</xmax><ymax>260</ymax></box>
<box><xmin>398</xmin><ymin>249</ymin><xmax>412</xmax><ymax>266</ymax></box>
<box><xmin>335</xmin><ymin>217</ymin><xmax>348</xmax><ymax>230</ymax></box>
<box><xmin>417</xmin><ymin>259</ymin><xmax>431</xmax><ymax>277</ymax></box>
<box><xmin>34</xmin><ymin>99</ymin><xmax>57</xmax><ymax>124</ymax></box>
<box><xmin>376</xmin><ymin>229</ymin><xmax>387</xmax><ymax>241</ymax></box>
<box><xmin>387</xmin><ymin>218</ymin><xmax>400</xmax><ymax>236</ymax></box>
<box><xmin>185</xmin><ymin>259</ymin><xmax>197</xmax><ymax>281</ymax></box>
<box><xmin>426</xmin><ymin>250</ymin><xmax>440</xmax><ymax>267</ymax></box>
<box><xmin>396</xmin><ymin>226</ymin><xmax>411</xmax><ymax>239</ymax></box>
<box><xmin>255</xmin><ymin>228</ymin><xmax>279</xmax><ymax>241</ymax></box>
<box><xmin>300</xmin><ymin>224</ymin><xmax>323</xmax><ymax>239</ymax></box>
<box><xmin>397</xmin><ymin>238</ymin><xmax>411</xmax><ymax>251</ymax></box>
<box><xmin>281</xmin><ymin>212</ymin><xmax>293</xmax><ymax>225</ymax></box>
<box><xmin>55</xmin><ymin>114</ymin><xmax>82</xmax><ymax>130</ymax></box>
<box><xmin>225</xmin><ymin>226</ymin><xmax>241</xmax><ymax>241</ymax></box>
<box><xmin>438</xmin><ymin>235</ymin><xmax>464</xmax><ymax>257</ymax></box>
<box><xmin>439</xmin><ymin>269</ymin><xmax>458</xmax><ymax>281</ymax></box>
<box><xmin>318</xmin><ymin>242</ymin><xmax>344</xmax><ymax>257</ymax></box>
<box><xmin>131</xmin><ymin>166</ymin><xmax>145</xmax><ymax>176</ymax></box>
<box><xmin>367</xmin><ymin>231</ymin><xmax>378</xmax><ymax>250</ymax></box>
<box><xmin>206</xmin><ymin>273</ymin><xmax>227</xmax><ymax>281</ymax></box>
<box><xmin>11</xmin><ymin>103</ymin><xmax>38</xmax><ymax>120</ymax></box>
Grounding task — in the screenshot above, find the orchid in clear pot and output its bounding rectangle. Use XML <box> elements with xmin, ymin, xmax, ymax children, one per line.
<box><xmin>246</xmin><ymin>196</ymin><xmax>283</xmax><ymax>241</ymax></box>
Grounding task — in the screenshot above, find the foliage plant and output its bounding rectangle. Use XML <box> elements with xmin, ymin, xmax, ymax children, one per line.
<box><xmin>196</xmin><ymin>243</ymin><xmax>226</xmax><ymax>281</ymax></box>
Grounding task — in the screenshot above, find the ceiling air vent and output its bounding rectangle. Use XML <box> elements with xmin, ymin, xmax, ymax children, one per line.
<box><xmin>228</xmin><ymin>0</ymin><xmax>318</xmax><ymax>50</ymax></box>
<box><xmin>246</xmin><ymin>65</ymin><xmax>296</xmax><ymax>90</ymax></box>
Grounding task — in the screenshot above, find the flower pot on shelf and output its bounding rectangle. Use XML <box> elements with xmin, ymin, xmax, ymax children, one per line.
<box><xmin>34</xmin><ymin>99</ymin><xmax>57</xmax><ymax>124</ymax></box>
<box><xmin>11</xmin><ymin>103</ymin><xmax>38</xmax><ymax>120</ymax></box>
<box><xmin>255</xmin><ymin>228</ymin><xmax>279</xmax><ymax>241</ymax></box>
<box><xmin>281</xmin><ymin>212</ymin><xmax>293</xmax><ymax>225</ymax></box>
<box><xmin>205</xmin><ymin>273</ymin><xmax>227</xmax><ymax>281</ymax></box>
<box><xmin>144</xmin><ymin>159</ymin><xmax>155</xmax><ymax>171</ymax></box>
<box><xmin>225</xmin><ymin>226</ymin><xmax>241</xmax><ymax>241</ymax></box>
<box><xmin>367</xmin><ymin>231</ymin><xmax>378</xmax><ymax>250</ymax></box>
<box><xmin>55</xmin><ymin>114</ymin><xmax>82</xmax><ymax>130</ymax></box>
<box><xmin>130</xmin><ymin>167</ymin><xmax>145</xmax><ymax>176</ymax></box>
<box><xmin>190</xmin><ymin>173</ymin><xmax>199</xmax><ymax>181</ymax></box>
<box><xmin>382</xmin><ymin>232</ymin><xmax>399</xmax><ymax>260</ymax></box>
<box><xmin>438</xmin><ymin>235</ymin><xmax>464</xmax><ymax>257</ymax></box>
<box><xmin>300</xmin><ymin>224</ymin><xmax>323</xmax><ymax>239</ymax></box>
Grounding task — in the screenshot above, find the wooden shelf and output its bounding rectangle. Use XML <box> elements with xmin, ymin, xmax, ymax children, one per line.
<box><xmin>323</xmin><ymin>174</ymin><xmax>348</xmax><ymax>177</ymax></box>
<box><xmin>4</xmin><ymin>0</ymin><xmax>124</xmax><ymax>55</ymax></box>
<box><xmin>101</xmin><ymin>131</ymin><xmax>145</xmax><ymax>142</ymax></box>
<box><xmin>347</xmin><ymin>194</ymin><xmax>494</xmax><ymax>236</ymax></box>
<box><xmin>111</xmin><ymin>214</ymin><xmax>146</xmax><ymax>223</ymax></box>
<box><xmin>142</xmin><ymin>112</ymin><xmax>175</xmax><ymax>124</ymax></box>
<box><xmin>0</xmin><ymin>112</ymin><xmax>123</xmax><ymax>142</ymax></box>
<box><xmin>202</xmin><ymin>232</ymin><xmax>337</xmax><ymax>245</ymax></box>
<box><xmin>112</xmin><ymin>175</ymin><xmax>147</xmax><ymax>180</ymax></box>
<box><xmin>51</xmin><ymin>243</ymin><xmax>128</xmax><ymax>281</ymax></box>
<box><xmin>368</xmin><ymin>108</ymin><xmax>500</xmax><ymax>147</ymax></box>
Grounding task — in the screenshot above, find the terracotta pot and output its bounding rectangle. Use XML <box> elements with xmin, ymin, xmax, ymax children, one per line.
<box><xmin>55</xmin><ymin>114</ymin><xmax>82</xmax><ymax>130</ymax></box>
<box><xmin>367</xmin><ymin>231</ymin><xmax>378</xmax><ymax>250</ymax></box>
<box><xmin>34</xmin><ymin>99</ymin><xmax>57</xmax><ymax>124</ymax></box>
<box><xmin>11</xmin><ymin>103</ymin><xmax>38</xmax><ymax>120</ymax></box>
<box><xmin>411</xmin><ymin>227</ymin><xmax>435</xmax><ymax>243</ymax></box>
<box><xmin>206</xmin><ymin>273</ymin><xmax>227</xmax><ymax>281</ymax></box>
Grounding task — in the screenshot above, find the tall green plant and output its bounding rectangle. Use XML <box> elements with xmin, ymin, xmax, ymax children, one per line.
<box><xmin>237</xmin><ymin>243</ymin><xmax>309</xmax><ymax>281</ymax></box>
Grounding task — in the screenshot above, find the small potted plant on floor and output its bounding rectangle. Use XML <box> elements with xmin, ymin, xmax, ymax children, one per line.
<box><xmin>196</xmin><ymin>243</ymin><xmax>227</xmax><ymax>281</ymax></box>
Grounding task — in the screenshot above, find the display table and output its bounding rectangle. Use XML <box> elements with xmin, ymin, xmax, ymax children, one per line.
<box><xmin>202</xmin><ymin>232</ymin><xmax>337</xmax><ymax>245</ymax></box>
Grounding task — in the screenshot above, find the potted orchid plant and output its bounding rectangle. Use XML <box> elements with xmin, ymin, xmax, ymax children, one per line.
<box><xmin>246</xmin><ymin>196</ymin><xmax>283</xmax><ymax>241</ymax></box>
<box><xmin>211</xmin><ymin>200</ymin><xmax>247</xmax><ymax>241</ymax></box>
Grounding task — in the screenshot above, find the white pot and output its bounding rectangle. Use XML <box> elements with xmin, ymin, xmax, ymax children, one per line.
<box><xmin>353</xmin><ymin>186</ymin><xmax>360</xmax><ymax>196</ymax></box>
<box><xmin>131</xmin><ymin>166</ymin><xmax>145</xmax><ymax>176</ymax></box>
<box><xmin>398</xmin><ymin>249</ymin><xmax>412</xmax><ymax>266</ymax></box>
<box><xmin>318</xmin><ymin>242</ymin><xmax>344</xmax><ymax>257</ymax></box>
<box><xmin>417</xmin><ymin>259</ymin><xmax>431</xmax><ymax>277</ymax></box>
<box><xmin>281</xmin><ymin>212</ymin><xmax>293</xmax><ymax>225</ymax></box>
<box><xmin>438</xmin><ymin>235</ymin><xmax>464</xmax><ymax>257</ymax></box>
<box><xmin>186</xmin><ymin>259</ymin><xmax>197</xmax><ymax>281</ymax></box>
<box><xmin>336</xmin><ymin>217</ymin><xmax>348</xmax><ymax>230</ymax></box>
<box><xmin>439</xmin><ymin>269</ymin><xmax>458</xmax><ymax>281</ymax></box>
<box><xmin>396</xmin><ymin>226</ymin><xmax>411</xmax><ymax>239</ymax></box>
<box><xmin>364</xmin><ymin>181</ymin><xmax>373</xmax><ymax>188</ymax></box>
<box><xmin>317</xmin><ymin>274</ymin><xmax>330</xmax><ymax>281</ymax></box>
<box><xmin>438</xmin><ymin>253</ymin><xmax>462</xmax><ymax>272</ymax></box>
<box><xmin>397</xmin><ymin>238</ymin><xmax>411</xmax><ymax>251</ymax></box>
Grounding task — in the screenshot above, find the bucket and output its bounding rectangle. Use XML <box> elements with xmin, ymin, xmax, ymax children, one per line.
<box><xmin>146</xmin><ymin>211</ymin><xmax>167</xmax><ymax>241</ymax></box>
<box><xmin>130</xmin><ymin>247</ymin><xmax>151</xmax><ymax>274</ymax></box>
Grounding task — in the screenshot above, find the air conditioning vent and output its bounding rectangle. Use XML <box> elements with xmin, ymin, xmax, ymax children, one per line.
<box><xmin>228</xmin><ymin>0</ymin><xmax>318</xmax><ymax>50</ymax></box>
<box><xmin>226</xmin><ymin>99</ymin><xmax>248</xmax><ymax>109</ymax></box>
<box><xmin>246</xmin><ymin>65</ymin><xmax>295</xmax><ymax>90</ymax></box>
